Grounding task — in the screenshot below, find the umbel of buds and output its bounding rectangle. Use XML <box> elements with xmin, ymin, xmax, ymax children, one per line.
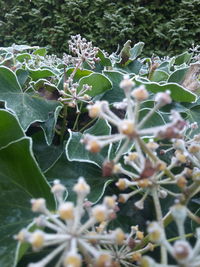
<box><xmin>60</xmin><ymin>35</ymin><xmax>100</xmax><ymax>112</ymax></box>
<box><xmin>14</xmin><ymin>178</ymin><xmax>145</xmax><ymax>267</ymax></box>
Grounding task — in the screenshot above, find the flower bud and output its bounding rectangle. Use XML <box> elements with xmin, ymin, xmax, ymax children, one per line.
<box><xmin>134</xmin><ymin>199</ymin><xmax>144</xmax><ymax>210</ymax></box>
<box><xmin>131</xmin><ymin>252</ymin><xmax>141</xmax><ymax>262</ymax></box>
<box><xmin>103</xmin><ymin>196</ymin><xmax>116</xmax><ymax>209</ymax></box>
<box><xmin>31</xmin><ymin>198</ymin><xmax>46</xmax><ymax>213</ymax></box>
<box><xmin>148</xmin><ymin>222</ymin><xmax>164</xmax><ymax>243</ymax></box>
<box><xmin>173</xmin><ymin>240</ymin><xmax>192</xmax><ymax>262</ymax></box>
<box><xmin>51</xmin><ymin>180</ymin><xmax>66</xmax><ymax>201</ymax></box>
<box><xmin>118</xmin><ymin>120</ymin><xmax>137</xmax><ymax>137</ymax></box>
<box><xmin>96</xmin><ymin>253</ymin><xmax>112</xmax><ymax>267</ymax></box>
<box><xmin>113</xmin><ymin>228</ymin><xmax>125</xmax><ymax>245</ymax></box>
<box><xmin>58</xmin><ymin>202</ymin><xmax>74</xmax><ymax>220</ymax></box>
<box><xmin>155</xmin><ymin>91</ymin><xmax>172</xmax><ymax>106</ymax></box>
<box><xmin>116</xmin><ymin>179</ymin><xmax>130</xmax><ymax>190</ymax></box>
<box><xmin>171</xmin><ymin>204</ymin><xmax>187</xmax><ymax>223</ymax></box>
<box><xmin>131</xmin><ymin>86</ymin><xmax>149</xmax><ymax>101</ymax></box>
<box><xmin>120</xmin><ymin>75</ymin><xmax>135</xmax><ymax>91</ymax></box>
<box><xmin>30</xmin><ymin>230</ymin><xmax>45</xmax><ymax>250</ymax></box>
<box><xmin>136</xmin><ymin>230</ymin><xmax>144</xmax><ymax>240</ymax></box>
<box><xmin>92</xmin><ymin>205</ymin><xmax>108</xmax><ymax>222</ymax></box>
<box><xmin>140</xmin><ymin>256</ymin><xmax>155</xmax><ymax>267</ymax></box>
<box><xmin>63</xmin><ymin>252</ymin><xmax>82</xmax><ymax>267</ymax></box>
<box><xmin>73</xmin><ymin>177</ymin><xmax>90</xmax><ymax>197</ymax></box>
<box><xmin>86</xmin><ymin>139</ymin><xmax>102</xmax><ymax>153</ymax></box>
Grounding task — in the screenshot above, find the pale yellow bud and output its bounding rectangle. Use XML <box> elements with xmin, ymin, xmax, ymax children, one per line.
<box><xmin>14</xmin><ymin>229</ymin><xmax>29</xmax><ymax>243</ymax></box>
<box><xmin>73</xmin><ymin>177</ymin><xmax>90</xmax><ymax>195</ymax></box>
<box><xmin>58</xmin><ymin>202</ymin><xmax>74</xmax><ymax>220</ymax></box>
<box><xmin>114</xmin><ymin>228</ymin><xmax>125</xmax><ymax>245</ymax></box>
<box><xmin>31</xmin><ymin>198</ymin><xmax>46</xmax><ymax>213</ymax></box>
<box><xmin>51</xmin><ymin>181</ymin><xmax>66</xmax><ymax>194</ymax></box>
<box><xmin>131</xmin><ymin>252</ymin><xmax>142</xmax><ymax>262</ymax></box>
<box><xmin>116</xmin><ymin>179</ymin><xmax>129</xmax><ymax>190</ymax></box>
<box><xmin>87</xmin><ymin>104</ymin><xmax>101</xmax><ymax>118</ymax></box>
<box><xmin>63</xmin><ymin>252</ymin><xmax>82</xmax><ymax>267</ymax></box>
<box><xmin>188</xmin><ymin>144</ymin><xmax>200</xmax><ymax>153</ymax></box>
<box><xmin>119</xmin><ymin>120</ymin><xmax>136</xmax><ymax>137</ymax></box>
<box><xmin>103</xmin><ymin>196</ymin><xmax>116</xmax><ymax>209</ymax></box>
<box><xmin>176</xmin><ymin>176</ymin><xmax>187</xmax><ymax>188</ymax></box>
<box><xmin>86</xmin><ymin>140</ymin><xmax>101</xmax><ymax>153</ymax></box>
<box><xmin>30</xmin><ymin>231</ymin><xmax>44</xmax><ymax>250</ymax></box>
<box><xmin>146</xmin><ymin>141</ymin><xmax>159</xmax><ymax>150</ymax></box>
<box><xmin>138</xmin><ymin>179</ymin><xmax>151</xmax><ymax>188</ymax></box>
<box><xmin>96</xmin><ymin>253</ymin><xmax>112</xmax><ymax>267</ymax></box>
<box><xmin>92</xmin><ymin>205</ymin><xmax>108</xmax><ymax>222</ymax></box>
<box><xmin>131</xmin><ymin>86</ymin><xmax>149</xmax><ymax>101</ymax></box>
<box><xmin>136</xmin><ymin>230</ymin><xmax>144</xmax><ymax>240</ymax></box>
<box><xmin>156</xmin><ymin>161</ymin><xmax>166</xmax><ymax>171</ymax></box>
<box><xmin>148</xmin><ymin>222</ymin><xmax>164</xmax><ymax>243</ymax></box>
<box><xmin>127</xmin><ymin>152</ymin><xmax>138</xmax><ymax>161</ymax></box>
<box><xmin>175</xmin><ymin>151</ymin><xmax>187</xmax><ymax>163</ymax></box>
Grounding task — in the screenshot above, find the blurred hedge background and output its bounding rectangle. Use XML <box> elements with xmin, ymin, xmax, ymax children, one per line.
<box><xmin>0</xmin><ymin>0</ymin><xmax>199</xmax><ymax>56</ymax></box>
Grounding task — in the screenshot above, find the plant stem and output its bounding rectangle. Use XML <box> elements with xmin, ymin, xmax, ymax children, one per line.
<box><xmin>152</xmin><ymin>187</ymin><xmax>168</xmax><ymax>264</ymax></box>
<box><xmin>73</xmin><ymin>103</ymin><xmax>83</xmax><ymax>131</ymax></box>
<box><xmin>60</xmin><ymin>105</ymin><xmax>68</xmax><ymax>143</ymax></box>
<box><xmin>79</xmin><ymin>118</ymin><xmax>97</xmax><ymax>132</ymax></box>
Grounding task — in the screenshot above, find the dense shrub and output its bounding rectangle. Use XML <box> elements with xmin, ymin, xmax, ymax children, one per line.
<box><xmin>0</xmin><ymin>0</ymin><xmax>199</xmax><ymax>56</ymax></box>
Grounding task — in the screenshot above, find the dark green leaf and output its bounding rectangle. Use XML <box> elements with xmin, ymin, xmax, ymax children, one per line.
<box><xmin>66</xmin><ymin>119</ymin><xmax>111</xmax><ymax>167</ymax></box>
<box><xmin>0</xmin><ymin>110</ymin><xmax>24</xmax><ymax>148</ymax></box>
<box><xmin>175</xmin><ymin>51</ymin><xmax>192</xmax><ymax>65</ymax></box>
<box><xmin>0</xmin><ymin>66</ymin><xmax>62</xmax><ymax>130</ymax></box>
<box><xmin>16</xmin><ymin>53</ymin><xmax>31</xmax><ymax>63</ymax></box>
<box><xmin>45</xmin><ymin>152</ymin><xmax>113</xmax><ymax>202</ymax></box>
<box><xmin>167</xmin><ymin>67</ymin><xmax>189</xmax><ymax>84</ymax></box>
<box><xmin>28</xmin><ymin>68</ymin><xmax>56</xmax><ymax>81</ymax></box>
<box><xmin>16</xmin><ymin>69</ymin><xmax>29</xmax><ymax>88</ymax></box>
<box><xmin>0</xmin><ymin>137</ymin><xmax>54</xmax><ymax>267</ymax></box>
<box><xmin>33</xmin><ymin>48</ymin><xmax>47</xmax><ymax>56</ymax></box>
<box><xmin>135</xmin><ymin>78</ymin><xmax>196</xmax><ymax>102</ymax></box>
<box><xmin>101</xmin><ymin>71</ymin><xmax>125</xmax><ymax>103</ymax></box>
<box><xmin>150</xmin><ymin>70</ymin><xmax>169</xmax><ymax>82</ymax></box>
<box><xmin>130</xmin><ymin>42</ymin><xmax>145</xmax><ymax>61</ymax></box>
<box><xmin>78</xmin><ymin>73</ymin><xmax>112</xmax><ymax>97</ymax></box>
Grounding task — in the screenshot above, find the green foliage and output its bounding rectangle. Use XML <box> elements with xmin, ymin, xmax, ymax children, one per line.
<box><xmin>0</xmin><ymin>37</ymin><xmax>199</xmax><ymax>266</ymax></box>
<box><xmin>0</xmin><ymin>0</ymin><xmax>200</xmax><ymax>56</ymax></box>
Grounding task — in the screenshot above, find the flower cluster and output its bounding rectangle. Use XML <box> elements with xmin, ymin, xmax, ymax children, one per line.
<box><xmin>60</xmin><ymin>35</ymin><xmax>100</xmax><ymax>112</ymax></box>
<box><xmin>142</xmin><ymin>204</ymin><xmax>200</xmax><ymax>267</ymax></box>
<box><xmin>15</xmin><ymin>178</ymin><xmax>150</xmax><ymax>267</ymax></box>
<box><xmin>80</xmin><ymin>74</ymin><xmax>200</xmax><ymax>266</ymax></box>
<box><xmin>81</xmin><ymin>75</ymin><xmax>191</xmax><ymax>207</ymax></box>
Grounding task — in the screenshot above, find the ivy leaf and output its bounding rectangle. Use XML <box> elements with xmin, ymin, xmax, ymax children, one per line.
<box><xmin>28</xmin><ymin>68</ymin><xmax>56</xmax><ymax>81</ymax></box>
<box><xmin>130</xmin><ymin>42</ymin><xmax>145</xmax><ymax>61</ymax></box>
<box><xmin>150</xmin><ymin>70</ymin><xmax>169</xmax><ymax>82</ymax></box>
<box><xmin>167</xmin><ymin>67</ymin><xmax>189</xmax><ymax>84</ymax></box>
<box><xmin>40</xmin><ymin>105</ymin><xmax>63</xmax><ymax>145</ymax></box>
<box><xmin>101</xmin><ymin>71</ymin><xmax>125</xmax><ymax>103</ymax></box>
<box><xmin>32</xmin><ymin>131</ymin><xmax>63</xmax><ymax>172</ymax></box>
<box><xmin>45</xmin><ymin>152</ymin><xmax>113</xmax><ymax>202</ymax></box>
<box><xmin>66</xmin><ymin>119</ymin><xmax>111</xmax><ymax>167</ymax></box>
<box><xmin>16</xmin><ymin>53</ymin><xmax>32</xmax><ymax>63</ymax></box>
<box><xmin>97</xmin><ymin>49</ymin><xmax>112</xmax><ymax>67</ymax></box>
<box><xmin>16</xmin><ymin>69</ymin><xmax>29</xmax><ymax>88</ymax></box>
<box><xmin>135</xmin><ymin>77</ymin><xmax>196</xmax><ymax>102</ymax></box>
<box><xmin>0</xmin><ymin>112</ymin><xmax>54</xmax><ymax>267</ymax></box>
<box><xmin>33</xmin><ymin>48</ymin><xmax>47</xmax><ymax>56</ymax></box>
<box><xmin>0</xmin><ymin>66</ymin><xmax>62</xmax><ymax>131</ymax></box>
<box><xmin>175</xmin><ymin>51</ymin><xmax>192</xmax><ymax>65</ymax></box>
<box><xmin>78</xmin><ymin>73</ymin><xmax>112</xmax><ymax>97</ymax></box>
<box><xmin>0</xmin><ymin>109</ymin><xmax>24</xmax><ymax>147</ymax></box>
